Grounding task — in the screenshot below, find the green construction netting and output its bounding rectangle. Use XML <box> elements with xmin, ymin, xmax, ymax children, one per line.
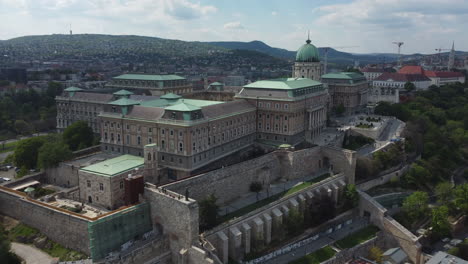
<box><xmin>88</xmin><ymin>202</ymin><xmax>152</xmax><ymax>260</ymax></box>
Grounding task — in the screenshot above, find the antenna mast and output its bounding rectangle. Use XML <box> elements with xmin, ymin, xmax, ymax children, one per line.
<box><xmin>392</xmin><ymin>42</ymin><xmax>404</xmax><ymax>67</ymax></box>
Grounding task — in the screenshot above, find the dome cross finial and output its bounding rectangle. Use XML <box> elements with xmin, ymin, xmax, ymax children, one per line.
<box><xmin>306</xmin><ymin>30</ymin><xmax>311</xmax><ymax>44</ymax></box>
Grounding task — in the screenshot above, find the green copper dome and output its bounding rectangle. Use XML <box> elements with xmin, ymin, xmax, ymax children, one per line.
<box><xmin>296</xmin><ymin>39</ymin><xmax>320</xmax><ymax>62</ymax></box>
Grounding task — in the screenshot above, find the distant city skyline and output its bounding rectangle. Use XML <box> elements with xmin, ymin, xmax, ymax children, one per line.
<box><xmin>1</xmin><ymin>0</ymin><xmax>467</xmax><ymax>54</ymax></box>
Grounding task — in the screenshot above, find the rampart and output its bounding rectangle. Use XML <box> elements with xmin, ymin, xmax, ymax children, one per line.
<box><xmin>203</xmin><ymin>174</ymin><xmax>348</xmax><ymax>263</ymax></box>
<box><xmin>0</xmin><ymin>185</ymin><xmax>91</xmax><ymax>254</ymax></box>
<box><xmin>165</xmin><ymin>146</ymin><xmax>355</xmax><ymax>206</ymax></box>
<box><xmin>144</xmin><ymin>184</ymin><xmax>201</xmax><ymax>262</ymax></box>
<box><xmin>358</xmin><ymin>190</ymin><xmax>423</xmax><ymax>264</ymax></box>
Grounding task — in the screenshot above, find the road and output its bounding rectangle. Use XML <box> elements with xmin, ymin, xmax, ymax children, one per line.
<box><xmin>253</xmin><ymin>219</ymin><xmax>368</xmax><ymax>264</ymax></box>
<box><xmin>10</xmin><ymin>242</ymin><xmax>55</xmax><ymax>264</ymax></box>
<box><xmin>1</xmin><ymin>132</ymin><xmax>51</xmax><ymax>145</ymax></box>
<box><xmin>357</xmin><ymin>118</ymin><xmax>404</xmax><ymax>157</ymax></box>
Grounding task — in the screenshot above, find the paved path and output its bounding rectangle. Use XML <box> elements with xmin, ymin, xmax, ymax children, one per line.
<box><xmin>261</xmin><ymin>219</ymin><xmax>368</xmax><ymax>264</ymax></box>
<box><xmin>11</xmin><ymin>242</ymin><xmax>55</xmax><ymax>264</ymax></box>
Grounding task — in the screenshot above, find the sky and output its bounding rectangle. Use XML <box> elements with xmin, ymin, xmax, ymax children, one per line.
<box><xmin>0</xmin><ymin>0</ymin><xmax>467</xmax><ymax>54</ymax></box>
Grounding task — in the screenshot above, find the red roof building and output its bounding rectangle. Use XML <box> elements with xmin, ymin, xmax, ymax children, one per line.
<box><xmin>398</xmin><ymin>65</ymin><xmax>425</xmax><ymax>75</ymax></box>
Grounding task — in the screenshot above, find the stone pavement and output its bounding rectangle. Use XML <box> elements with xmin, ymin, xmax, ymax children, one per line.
<box><xmin>219</xmin><ymin>169</ymin><xmax>329</xmax><ymax>216</ymax></box>
<box><xmin>11</xmin><ymin>242</ymin><xmax>56</xmax><ymax>264</ymax></box>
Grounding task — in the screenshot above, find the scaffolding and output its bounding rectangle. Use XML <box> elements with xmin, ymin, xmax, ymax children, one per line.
<box><xmin>88</xmin><ymin>202</ymin><xmax>152</xmax><ymax>260</ymax></box>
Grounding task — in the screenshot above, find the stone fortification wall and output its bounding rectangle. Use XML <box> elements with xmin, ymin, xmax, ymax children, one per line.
<box><xmin>44</xmin><ymin>146</ymin><xmax>102</xmax><ymax>188</ymax></box>
<box><xmin>0</xmin><ymin>186</ymin><xmax>91</xmax><ymax>254</ymax></box>
<box><xmin>143</xmin><ymin>184</ymin><xmax>199</xmax><ymax>262</ymax></box>
<box><xmin>358</xmin><ymin>164</ymin><xmax>409</xmax><ymax>191</ymax></box>
<box><xmin>358</xmin><ymin>190</ymin><xmax>423</xmax><ymax>264</ymax></box>
<box><xmin>204</xmin><ymin>174</ymin><xmax>347</xmax><ymax>263</ymax></box>
<box><xmin>284</xmin><ymin>147</ymin><xmax>322</xmax><ymax>180</ymax></box>
<box><xmin>44</xmin><ymin>163</ymin><xmax>80</xmax><ymax>188</ymax></box>
<box><xmin>164</xmin><ymin>153</ymin><xmax>282</xmax><ymax>205</ymax></box>
<box><xmin>321</xmin><ymin>146</ymin><xmax>356</xmax><ymax>184</ymax></box>
<box><xmin>322</xmin><ymin>232</ymin><xmax>397</xmax><ymax>264</ymax></box>
<box><xmin>165</xmin><ymin>146</ymin><xmax>354</xmax><ymax>206</ymax></box>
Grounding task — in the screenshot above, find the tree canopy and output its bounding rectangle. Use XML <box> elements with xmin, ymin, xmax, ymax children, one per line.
<box><xmin>13</xmin><ymin>136</ymin><xmax>47</xmax><ymax>169</ymax></box>
<box><xmin>402</xmin><ymin>191</ymin><xmax>429</xmax><ymax>222</ymax></box>
<box><xmin>37</xmin><ymin>141</ymin><xmax>73</xmax><ymax>169</ymax></box>
<box><xmin>63</xmin><ymin>121</ymin><xmax>94</xmax><ymax>151</ymax></box>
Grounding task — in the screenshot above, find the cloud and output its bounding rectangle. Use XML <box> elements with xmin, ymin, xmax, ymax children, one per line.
<box><xmin>271</xmin><ymin>11</ymin><xmax>277</xmax><ymax>16</ymax></box>
<box><xmin>312</xmin><ymin>0</ymin><xmax>468</xmax><ymax>53</ymax></box>
<box><xmin>223</xmin><ymin>21</ymin><xmax>244</xmax><ymax>30</ymax></box>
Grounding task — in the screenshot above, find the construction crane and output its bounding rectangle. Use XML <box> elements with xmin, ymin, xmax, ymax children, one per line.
<box><xmin>322</xmin><ymin>46</ymin><xmax>359</xmax><ymax>74</ymax></box>
<box><xmin>434</xmin><ymin>47</ymin><xmax>450</xmax><ymax>65</ymax></box>
<box><xmin>392</xmin><ymin>42</ymin><xmax>404</xmax><ymax>67</ymax></box>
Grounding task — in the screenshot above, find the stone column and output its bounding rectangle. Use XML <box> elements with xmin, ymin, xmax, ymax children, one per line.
<box><xmin>281</xmin><ymin>204</ymin><xmax>290</xmax><ymax>217</ymax></box>
<box><xmin>252</xmin><ymin>217</ymin><xmax>264</xmax><ymax>250</ymax></box>
<box><xmin>263</xmin><ymin>213</ymin><xmax>272</xmax><ymax>244</ymax></box>
<box><xmin>331</xmin><ymin>183</ymin><xmax>340</xmax><ymax>205</ymax></box>
<box><xmin>306</xmin><ymin>191</ymin><xmax>315</xmax><ymax>205</ymax></box>
<box><xmin>272</xmin><ymin>208</ymin><xmax>283</xmax><ymax>230</ymax></box>
<box><xmin>229</xmin><ymin>227</ymin><xmax>242</xmax><ymax>261</ymax></box>
<box><xmin>241</xmin><ymin>223</ymin><xmax>251</xmax><ymax>254</ymax></box>
<box><xmin>289</xmin><ymin>198</ymin><xmax>299</xmax><ymax>212</ymax></box>
<box><xmin>297</xmin><ymin>194</ymin><xmax>306</xmax><ymax>213</ymax></box>
<box><xmin>217</xmin><ymin>231</ymin><xmax>229</xmax><ymax>264</ymax></box>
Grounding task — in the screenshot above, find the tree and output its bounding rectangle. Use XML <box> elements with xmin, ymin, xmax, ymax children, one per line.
<box><xmin>199</xmin><ymin>194</ymin><xmax>219</xmax><ymax>231</ymax></box>
<box><xmin>13</xmin><ymin>136</ymin><xmax>47</xmax><ymax>169</ymax></box>
<box><xmin>435</xmin><ymin>182</ymin><xmax>453</xmax><ymax>204</ymax></box>
<box><xmin>454</xmin><ymin>184</ymin><xmax>468</xmax><ymax>214</ymax></box>
<box><xmin>344</xmin><ymin>184</ymin><xmax>359</xmax><ymax>208</ymax></box>
<box><xmin>404</xmin><ymin>81</ymin><xmax>416</xmax><ymax>92</ymax></box>
<box><xmin>14</xmin><ymin>120</ymin><xmax>32</xmax><ymax>135</ymax></box>
<box><xmin>431</xmin><ymin>206</ymin><xmax>451</xmax><ymax>239</ymax></box>
<box><xmin>368</xmin><ymin>246</ymin><xmax>383</xmax><ymax>263</ymax></box>
<box><xmin>37</xmin><ymin>141</ymin><xmax>73</xmax><ymax>169</ymax></box>
<box><xmin>250</xmin><ymin>181</ymin><xmax>263</xmax><ymax>201</ymax></box>
<box><xmin>402</xmin><ymin>191</ymin><xmax>429</xmax><ymax>222</ymax></box>
<box><xmin>63</xmin><ymin>121</ymin><xmax>94</xmax><ymax>151</ymax></box>
<box><xmin>0</xmin><ymin>227</ymin><xmax>21</xmax><ymax>264</ymax></box>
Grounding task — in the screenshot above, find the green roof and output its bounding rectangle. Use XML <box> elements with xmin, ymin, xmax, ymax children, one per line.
<box><xmin>113</xmin><ymin>74</ymin><xmax>185</xmax><ymax>81</ymax></box>
<box><xmin>244</xmin><ymin>78</ymin><xmax>322</xmax><ymax>90</ymax></box>
<box><xmin>113</xmin><ymin>89</ymin><xmax>134</xmax><ymax>96</ymax></box>
<box><xmin>165</xmin><ymin>102</ymin><xmax>201</xmax><ymax>111</ymax></box>
<box><xmin>108</xmin><ymin>98</ymin><xmax>140</xmax><ymax>106</ymax></box>
<box><xmin>80</xmin><ymin>155</ymin><xmax>144</xmax><ymax>177</ymax></box>
<box><xmin>209</xmin><ymin>82</ymin><xmax>223</xmax><ymax>86</ymax></box>
<box><xmin>64</xmin><ymin>86</ymin><xmax>83</xmax><ymax>92</ymax></box>
<box><xmin>296</xmin><ymin>39</ymin><xmax>320</xmax><ymax>62</ymax></box>
<box><xmin>321</xmin><ymin>72</ymin><xmax>365</xmax><ymax>80</ymax></box>
<box><xmin>139</xmin><ymin>98</ymin><xmax>222</xmax><ymax>108</ymax></box>
<box><xmin>160</xmin><ymin>93</ymin><xmax>182</xmax><ymax>100</ymax></box>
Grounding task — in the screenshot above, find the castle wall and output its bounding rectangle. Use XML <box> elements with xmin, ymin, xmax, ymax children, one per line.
<box><xmin>0</xmin><ymin>186</ymin><xmax>91</xmax><ymax>254</ymax></box>
<box><xmin>165</xmin><ymin>146</ymin><xmax>355</xmax><ymax>206</ymax></box>
<box><xmin>164</xmin><ymin>153</ymin><xmax>282</xmax><ymax>205</ymax></box>
<box><xmin>144</xmin><ymin>185</ymin><xmax>199</xmax><ymax>262</ymax></box>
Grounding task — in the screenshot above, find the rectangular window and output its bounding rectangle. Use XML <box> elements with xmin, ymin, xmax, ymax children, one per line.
<box><xmin>120</xmin><ymin>181</ymin><xmax>124</xmax><ymax>189</ymax></box>
<box><xmin>99</xmin><ymin>183</ymin><xmax>104</xmax><ymax>191</ymax></box>
<box><xmin>87</xmin><ymin>180</ymin><xmax>91</xmax><ymax>188</ymax></box>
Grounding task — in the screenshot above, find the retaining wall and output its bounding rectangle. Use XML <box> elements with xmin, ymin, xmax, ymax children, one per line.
<box><xmin>0</xmin><ymin>186</ymin><xmax>91</xmax><ymax>254</ymax></box>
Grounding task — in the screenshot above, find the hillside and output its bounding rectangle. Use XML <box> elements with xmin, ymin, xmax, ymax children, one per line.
<box><xmin>204</xmin><ymin>40</ymin><xmax>295</xmax><ymax>59</ymax></box>
<box><xmin>0</xmin><ymin>34</ymin><xmax>287</xmax><ymax>67</ymax></box>
<box><xmin>204</xmin><ymin>40</ymin><xmax>398</xmax><ymax>64</ymax></box>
